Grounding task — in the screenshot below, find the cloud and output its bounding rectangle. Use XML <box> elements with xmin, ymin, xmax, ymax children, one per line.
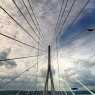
<box><xmin>56</xmin><ymin>30</ymin><xmax>95</xmax><ymax>87</ymax></box>
<box><xmin>49</xmin><ymin>27</ymin><xmax>95</xmax><ymax>88</ymax></box>
<box><xmin>0</xmin><ymin>76</ymin><xmax>43</xmax><ymax>90</ymax></box>
<box><xmin>4</xmin><ymin>60</ymin><xmax>17</xmax><ymax>69</ymax></box>
<box><xmin>0</xmin><ymin>48</ymin><xmax>17</xmax><ymax>69</ymax></box>
<box><xmin>39</xmin><ymin>66</ymin><xmax>55</xmax><ymax>78</ymax></box>
<box><xmin>0</xmin><ymin>0</ymin><xmax>95</xmax><ymax>90</ymax></box>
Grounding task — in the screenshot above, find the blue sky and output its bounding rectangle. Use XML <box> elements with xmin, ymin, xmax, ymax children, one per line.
<box><xmin>59</xmin><ymin>0</ymin><xmax>95</xmax><ymax>47</ymax></box>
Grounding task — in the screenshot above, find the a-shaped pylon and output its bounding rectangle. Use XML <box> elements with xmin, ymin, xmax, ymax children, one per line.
<box><xmin>44</xmin><ymin>45</ymin><xmax>55</xmax><ymax>95</ymax></box>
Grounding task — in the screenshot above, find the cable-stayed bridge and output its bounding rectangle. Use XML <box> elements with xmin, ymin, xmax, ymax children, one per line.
<box><xmin>0</xmin><ymin>0</ymin><xmax>95</xmax><ymax>95</ymax></box>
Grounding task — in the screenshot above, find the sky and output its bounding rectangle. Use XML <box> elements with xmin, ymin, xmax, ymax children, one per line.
<box><xmin>0</xmin><ymin>0</ymin><xmax>95</xmax><ymax>92</ymax></box>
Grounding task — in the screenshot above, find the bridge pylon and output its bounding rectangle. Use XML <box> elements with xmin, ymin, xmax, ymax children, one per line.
<box><xmin>43</xmin><ymin>45</ymin><xmax>55</xmax><ymax>95</ymax></box>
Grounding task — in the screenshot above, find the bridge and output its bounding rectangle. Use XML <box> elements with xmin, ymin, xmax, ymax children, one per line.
<box><xmin>0</xmin><ymin>0</ymin><xmax>95</xmax><ymax>95</ymax></box>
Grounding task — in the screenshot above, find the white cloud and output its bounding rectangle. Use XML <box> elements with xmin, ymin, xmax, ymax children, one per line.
<box><xmin>0</xmin><ymin>0</ymin><xmax>95</xmax><ymax>90</ymax></box>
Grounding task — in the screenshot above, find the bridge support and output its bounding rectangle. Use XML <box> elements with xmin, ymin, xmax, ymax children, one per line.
<box><xmin>44</xmin><ymin>45</ymin><xmax>55</xmax><ymax>95</ymax></box>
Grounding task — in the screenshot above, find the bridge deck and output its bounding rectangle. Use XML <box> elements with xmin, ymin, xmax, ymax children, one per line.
<box><xmin>0</xmin><ymin>91</ymin><xmax>94</xmax><ymax>95</ymax></box>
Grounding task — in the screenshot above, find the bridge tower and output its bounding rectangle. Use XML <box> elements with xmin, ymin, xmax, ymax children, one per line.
<box><xmin>44</xmin><ymin>45</ymin><xmax>55</xmax><ymax>95</ymax></box>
